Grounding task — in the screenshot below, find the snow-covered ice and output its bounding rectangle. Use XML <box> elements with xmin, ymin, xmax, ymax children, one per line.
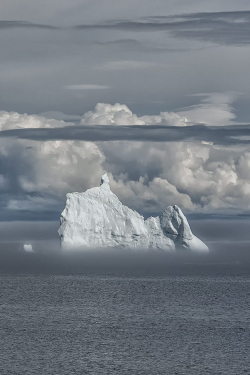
<box><xmin>58</xmin><ymin>174</ymin><xmax>208</xmax><ymax>252</ymax></box>
<box><xmin>23</xmin><ymin>243</ymin><xmax>34</xmax><ymax>253</ymax></box>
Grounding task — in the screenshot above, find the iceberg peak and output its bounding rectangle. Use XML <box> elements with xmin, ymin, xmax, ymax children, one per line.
<box><xmin>59</xmin><ymin>176</ymin><xmax>208</xmax><ymax>252</ymax></box>
<box><xmin>100</xmin><ymin>173</ymin><xmax>110</xmax><ymax>186</ymax></box>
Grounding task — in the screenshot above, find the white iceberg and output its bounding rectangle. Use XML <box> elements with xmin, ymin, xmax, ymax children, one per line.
<box><xmin>23</xmin><ymin>243</ymin><xmax>34</xmax><ymax>253</ymax></box>
<box><xmin>58</xmin><ymin>174</ymin><xmax>208</xmax><ymax>252</ymax></box>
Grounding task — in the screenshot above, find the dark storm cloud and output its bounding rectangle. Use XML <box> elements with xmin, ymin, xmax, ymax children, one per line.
<box><xmin>1</xmin><ymin>124</ymin><xmax>250</xmax><ymax>146</ymax></box>
<box><xmin>75</xmin><ymin>11</ymin><xmax>250</xmax><ymax>45</ymax></box>
<box><xmin>0</xmin><ymin>20</ymin><xmax>58</xmax><ymax>29</ymax></box>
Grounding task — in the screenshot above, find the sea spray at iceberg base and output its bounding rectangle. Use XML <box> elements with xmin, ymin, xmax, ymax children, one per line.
<box><xmin>58</xmin><ymin>174</ymin><xmax>208</xmax><ymax>252</ymax></box>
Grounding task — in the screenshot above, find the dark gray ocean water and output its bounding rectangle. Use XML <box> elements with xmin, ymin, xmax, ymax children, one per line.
<box><xmin>0</xmin><ymin>272</ymin><xmax>249</xmax><ymax>375</ymax></box>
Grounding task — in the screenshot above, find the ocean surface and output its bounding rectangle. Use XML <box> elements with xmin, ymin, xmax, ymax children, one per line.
<box><xmin>0</xmin><ymin>272</ymin><xmax>249</xmax><ymax>375</ymax></box>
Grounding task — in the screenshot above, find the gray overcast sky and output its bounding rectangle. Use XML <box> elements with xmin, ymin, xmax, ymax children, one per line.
<box><xmin>1</xmin><ymin>1</ymin><xmax>250</xmax><ymax>223</ymax></box>
<box><xmin>0</xmin><ymin>1</ymin><xmax>250</xmax><ymax>117</ymax></box>
<box><xmin>1</xmin><ymin>0</ymin><xmax>250</xmax><ymax>23</ymax></box>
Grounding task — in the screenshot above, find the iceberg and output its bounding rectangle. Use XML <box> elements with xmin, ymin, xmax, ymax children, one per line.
<box><xmin>58</xmin><ymin>174</ymin><xmax>208</xmax><ymax>252</ymax></box>
<box><xmin>23</xmin><ymin>243</ymin><xmax>34</xmax><ymax>253</ymax></box>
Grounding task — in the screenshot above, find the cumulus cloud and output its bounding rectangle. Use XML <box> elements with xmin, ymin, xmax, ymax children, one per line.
<box><xmin>80</xmin><ymin>93</ymin><xmax>237</xmax><ymax>126</ymax></box>
<box><xmin>81</xmin><ymin>103</ymin><xmax>188</xmax><ymax>126</ymax></box>
<box><xmin>0</xmin><ymin>111</ymin><xmax>105</xmax><ymax>219</ymax></box>
<box><xmin>98</xmin><ymin>140</ymin><xmax>247</xmax><ymax>214</ymax></box>
<box><xmin>0</xmin><ymin>111</ymin><xmax>65</xmax><ymax>130</ymax></box>
<box><xmin>98</xmin><ymin>140</ymin><xmax>250</xmax><ymax>216</ymax></box>
<box><xmin>0</xmin><ymin>95</ymin><xmax>250</xmax><ymax>220</ymax></box>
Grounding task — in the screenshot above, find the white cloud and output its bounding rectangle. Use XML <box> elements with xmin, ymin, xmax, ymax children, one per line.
<box><xmin>178</xmin><ymin>92</ymin><xmax>238</xmax><ymax>125</ymax></box>
<box><xmin>80</xmin><ymin>93</ymin><xmax>237</xmax><ymax>126</ymax></box>
<box><xmin>100</xmin><ymin>141</ymin><xmax>250</xmax><ymax>215</ymax></box>
<box><xmin>0</xmin><ymin>94</ymin><xmax>249</xmax><ymax>218</ymax></box>
<box><xmin>0</xmin><ymin>111</ymin><xmax>66</xmax><ymax>130</ymax></box>
<box><xmin>0</xmin><ymin>111</ymin><xmax>105</xmax><ymax>215</ymax></box>
<box><xmin>81</xmin><ymin>103</ymin><xmax>188</xmax><ymax>126</ymax></box>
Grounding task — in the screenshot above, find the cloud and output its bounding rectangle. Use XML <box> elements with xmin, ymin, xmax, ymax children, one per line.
<box><xmin>0</xmin><ymin>95</ymin><xmax>249</xmax><ymax>150</ymax></box>
<box><xmin>0</xmin><ymin>112</ymin><xmax>105</xmax><ymax>220</ymax></box>
<box><xmin>39</xmin><ymin>111</ymin><xmax>81</xmax><ymax>122</ymax></box>
<box><xmin>100</xmin><ymin>140</ymin><xmax>250</xmax><ymax>216</ymax></box>
<box><xmin>98</xmin><ymin>60</ymin><xmax>163</xmax><ymax>70</ymax></box>
<box><xmin>3</xmin><ymin>123</ymin><xmax>250</xmax><ymax>151</ymax></box>
<box><xmin>3</xmin><ymin>10</ymin><xmax>250</xmax><ymax>47</ymax></box>
<box><xmin>0</xmin><ymin>94</ymin><xmax>246</xmax><ymax>147</ymax></box>
<box><xmin>0</xmin><ymin>20</ymin><xmax>57</xmax><ymax>29</ymax></box>
<box><xmin>178</xmin><ymin>92</ymin><xmax>238</xmax><ymax>125</ymax></box>
<box><xmin>1</xmin><ymin>96</ymin><xmax>250</xmax><ymax>220</ymax></box>
<box><xmin>168</xmin><ymin>11</ymin><xmax>250</xmax><ymax>45</ymax></box>
<box><xmin>95</xmin><ymin>39</ymin><xmax>140</xmax><ymax>46</ymax></box>
<box><xmin>80</xmin><ymin>93</ymin><xmax>237</xmax><ymax>126</ymax></box>
<box><xmin>2</xmin><ymin>123</ymin><xmax>250</xmax><ymax>146</ymax></box>
<box><xmin>0</xmin><ymin>111</ymin><xmax>66</xmax><ymax>130</ymax></box>
<box><xmin>80</xmin><ymin>103</ymin><xmax>188</xmax><ymax>126</ymax></box>
<box><xmin>75</xmin><ymin>11</ymin><xmax>250</xmax><ymax>45</ymax></box>
<box><xmin>65</xmin><ymin>84</ymin><xmax>110</xmax><ymax>90</ymax></box>
<box><xmin>1</xmin><ymin>11</ymin><xmax>250</xmax><ymax>118</ymax></box>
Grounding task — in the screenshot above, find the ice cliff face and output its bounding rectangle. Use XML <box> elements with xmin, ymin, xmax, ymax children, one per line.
<box><xmin>58</xmin><ymin>174</ymin><xmax>208</xmax><ymax>252</ymax></box>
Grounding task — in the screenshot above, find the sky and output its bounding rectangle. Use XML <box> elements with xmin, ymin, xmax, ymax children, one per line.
<box><xmin>1</xmin><ymin>0</ymin><xmax>250</xmax><ymax>229</ymax></box>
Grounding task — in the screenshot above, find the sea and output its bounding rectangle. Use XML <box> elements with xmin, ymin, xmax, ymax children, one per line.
<box><xmin>0</xmin><ymin>266</ymin><xmax>249</xmax><ymax>375</ymax></box>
